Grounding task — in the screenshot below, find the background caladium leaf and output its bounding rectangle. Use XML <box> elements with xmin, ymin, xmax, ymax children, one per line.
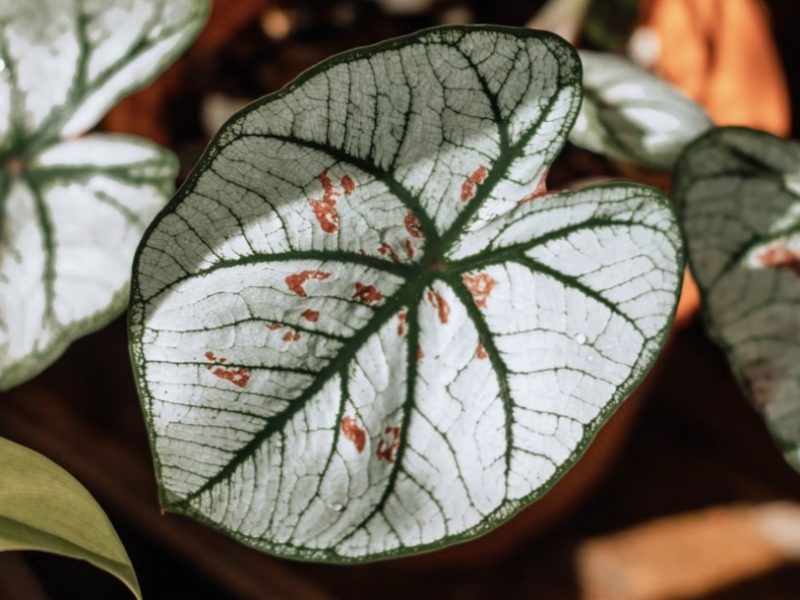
<box><xmin>130</xmin><ymin>25</ymin><xmax>683</xmax><ymax>562</ymax></box>
<box><xmin>675</xmin><ymin>127</ymin><xmax>800</xmax><ymax>469</ymax></box>
<box><xmin>0</xmin><ymin>0</ymin><xmax>209</xmax><ymax>390</ymax></box>
<box><xmin>569</xmin><ymin>50</ymin><xmax>711</xmax><ymax>170</ymax></box>
<box><xmin>0</xmin><ymin>435</ymin><xmax>140</xmax><ymax>599</ymax></box>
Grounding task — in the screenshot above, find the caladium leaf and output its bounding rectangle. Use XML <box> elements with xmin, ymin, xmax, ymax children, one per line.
<box><xmin>675</xmin><ymin>127</ymin><xmax>800</xmax><ymax>469</ymax></box>
<box><xmin>0</xmin><ymin>0</ymin><xmax>209</xmax><ymax>390</ymax></box>
<box><xmin>570</xmin><ymin>50</ymin><xmax>711</xmax><ymax>170</ymax></box>
<box><xmin>130</xmin><ymin>25</ymin><xmax>683</xmax><ymax>562</ymax></box>
<box><xmin>0</xmin><ymin>436</ymin><xmax>140</xmax><ymax>599</ymax></box>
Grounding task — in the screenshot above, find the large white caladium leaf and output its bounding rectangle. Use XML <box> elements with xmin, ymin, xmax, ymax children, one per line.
<box><xmin>130</xmin><ymin>26</ymin><xmax>684</xmax><ymax>562</ymax></box>
<box><xmin>0</xmin><ymin>0</ymin><xmax>209</xmax><ymax>390</ymax></box>
<box><xmin>676</xmin><ymin>127</ymin><xmax>800</xmax><ymax>468</ymax></box>
<box><xmin>570</xmin><ymin>50</ymin><xmax>711</xmax><ymax>170</ymax></box>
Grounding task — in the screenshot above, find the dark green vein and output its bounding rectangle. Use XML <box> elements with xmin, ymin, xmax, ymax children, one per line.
<box><xmin>444</xmin><ymin>275</ymin><xmax>515</xmax><ymax>497</ymax></box>
<box><xmin>334</xmin><ymin>297</ymin><xmax>422</xmax><ymax>547</ymax></box>
<box><xmin>286</xmin><ymin>368</ymin><xmax>351</xmax><ymax>539</ymax></box>
<box><xmin>448</xmin><ymin>217</ymin><xmax>658</xmax><ymax>274</ymax></box>
<box><xmin>227</xmin><ymin>133</ymin><xmax>440</xmax><ymax>246</ymax></box>
<box><xmin>23</xmin><ymin>176</ymin><xmax>56</xmax><ymax>323</ymax></box>
<box><xmin>145</xmin><ymin>249</ymin><xmax>412</xmax><ymax>302</ymax></box>
<box><xmin>513</xmin><ymin>255</ymin><xmax>646</xmax><ymax>338</ymax></box>
<box><xmin>174</xmin><ymin>278</ymin><xmax>418</xmax><ymax>508</ymax></box>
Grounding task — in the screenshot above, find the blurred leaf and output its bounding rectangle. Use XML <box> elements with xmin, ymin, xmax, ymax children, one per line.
<box><xmin>676</xmin><ymin>127</ymin><xmax>800</xmax><ymax>470</ymax></box>
<box><xmin>570</xmin><ymin>50</ymin><xmax>711</xmax><ymax>170</ymax></box>
<box><xmin>0</xmin><ymin>436</ymin><xmax>140</xmax><ymax>599</ymax></box>
<box><xmin>0</xmin><ymin>0</ymin><xmax>209</xmax><ymax>390</ymax></box>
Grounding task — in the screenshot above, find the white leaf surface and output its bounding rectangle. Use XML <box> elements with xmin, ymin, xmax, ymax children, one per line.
<box><xmin>570</xmin><ymin>50</ymin><xmax>711</xmax><ymax>170</ymax></box>
<box><xmin>131</xmin><ymin>25</ymin><xmax>683</xmax><ymax>562</ymax></box>
<box><xmin>676</xmin><ymin>127</ymin><xmax>800</xmax><ymax>468</ymax></box>
<box><xmin>0</xmin><ymin>0</ymin><xmax>209</xmax><ymax>390</ymax></box>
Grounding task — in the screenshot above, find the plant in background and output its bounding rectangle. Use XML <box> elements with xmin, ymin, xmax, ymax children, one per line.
<box><xmin>676</xmin><ymin>127</ymin><xmax>800</xmax><ymax>469</ymax></box>
<box><xmin>129</xmin><ymin>26</ymin><xmax>683</xmax><ymax>561</ymax></box>
<box><xmin>570</xmin><ymin>49</ymin><xmax>711</xmax><ymax>170</ymax></box>
<box><xmin>0</xmin><ymin>0</ymin><xmax>208</xmax><ymax>594</ymax></box>
<box><xmin>0</xmin><ymin>0</ymin><xmax>207</xmax><ymax>390</ymax></box>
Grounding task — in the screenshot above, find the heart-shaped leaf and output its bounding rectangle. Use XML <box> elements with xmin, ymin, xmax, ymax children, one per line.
<box><xmin>130</xmin><ymin>25</ymin><xmax>683</xmax><ymax>562</ymax></box>
<box><xmin>0</xmin><ymin>436</ymin><xmax>140</xmax><ymax>599</ymax></box>
<box><xmin>570</xmin><ymin>50</ymin><xmax>711</xmax><ymax>170</ymax></box>
<box><xmin>0</xmin><ymin>0</ymin><xmax>209</xmax><ymax>390</ymax></box>
<box><xmin>675</xmin><ymin>127</ymin><xmax>800</xmax><ymax>468</ymax></box>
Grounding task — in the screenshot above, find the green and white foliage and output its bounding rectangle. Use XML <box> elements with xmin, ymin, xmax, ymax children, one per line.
<box><xmin>676</xmin><ymin>127</ymin><xmax>800</xmax><ymax>468</ymax></box>
<box><xmin>0</xmin><ymin>0</ymin><xmax>209</xmax><ymax>390</ymax></box>
<box><xmin>570</xmin><ymin>50</ymin><xmax>711</xmax><ymax>170</ymax></box>
<box><xmin>130</xmin><ymin>26</ymin><xmax>683</xmax><ymax>561</ymax></box>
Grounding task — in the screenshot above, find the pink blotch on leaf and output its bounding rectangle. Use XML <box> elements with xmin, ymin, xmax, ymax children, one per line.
<box><xmin>460</xmin><ymin>165</ymin><xmax>489</xmax><ymax>202</ymax></box>
<box><xmin>353</xmin><ymin>282</ymin><xmax>382</xmax><ymax>304</ymax></box>
<box><xmin>341</xmin><ymin>416</ymin><xmax>366</xmax><ymax>452</ymax></box>
<box><xmin>285</xmin><ymin>270</ymin><xmax>331</xmax><ymax>297</ymax></box>
<box><xmin>462</xmin><ymin>272</ymin><xmax>497</xmax><ymax>309</ymax></box>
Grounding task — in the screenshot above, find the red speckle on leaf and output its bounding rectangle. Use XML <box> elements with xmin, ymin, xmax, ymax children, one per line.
<box><xmin>462</xmin><ymin>272</ymin><xmax>497</xmax><ymax>308</ymax></box>
<box><xmin>404</xmin><ymin>211</ymin><xmax>424</xmax><ymax>238</ymax></box>
<box><xmin>376</xmin><ymin>425</ymin><xmax>401</xmax><ymax>463</ymax></box>
<box><xmin>475</xmin><ymin>343</ymin><xmax>487</xmax><ymax>360</ymax></box>
<box><xmin>397</xmin><ymin>308</ymin><xmax>408</xmax><ymax>336</ymax></box>
<box><xmin>282</xmin><ymin>331</ymin><xmax>301</xmax><ymax>342</ymax></box>
<box><xmin>520</xmin><ymin>175</ymin><xmax>548</xmax><ymax>203</ymax></box>
<box><xmin>309</xmin><ymin>169</ymin><xmax>340</xmax><ymax>233</ymax></box>
<box><xmin>426</xmin><ymin>289</ymin><xmax>450</xmax><ymax>324</ymax></box>
<box><xmin>460</xmin><ymin>165</ymin><xmax>489</xmax><ymax>202</ymax></box>
<box><xmin>353</xmin><ymin>282</ymin><xmax>382</xmax><ymax>304</ymax></box>
<box><xmin>403</xmin><ymin>239</ymin><xmax>415</xmax><ymax>260</ymax></box>
<box><xmin>758</xmin><ymin>244</ymin><xmax>800</xmax><ymax>276</ymax></box>
<box><xmin>742</xmin><ymin>359</ymin><xmax>777</xmax><ymax>408</ymax></box>
<box><xmin>309</xmin><ymin>198</ymin><xmax>339</xmax><ymax>233</ymax></box>
<box><xmin>211</xmin><ymin>366</ymin><xmax>251</xmax><ymax>388</ymax></box>
<box><xmin>341</xmin><ymin>174</ymin><xmax>356</xmax><ymax>195</ymax></box>
<box><xmin>341</xmin><ymin>416</ymin><xmax>366</xmax><ymax>452</ymax></box>
<box><xmin>285</xmin><ymin>270</ymin><xmax>331</xmax><ymax>297</ymax></box>
<box><xmin>301</xmin><ymin>309</ymin><xmax>320</xmax><ymax>322</ymax></box>
<box><xmin>378</xmin><ymin>242</ymin><xmax>402</xmax><ymax>263</ymax></box>
<box><xmin>318</xmin><ymin>169</ymin><xmax>338</xmax><ymax>204</ymax></box>
<box><xmin>416</xmin><ymin>347</ymin><xmax>425</xmax><ymax>360</ymax></box>
<box><xmin>8</xmin><ymin>158</ymin><xmax>24</xmax><ymax>175</ymax></box>
<box><xmin>205</xmin><ymin>352</ymin><xmax>250</xmax><ymax>388</ymax></box>
<box><xmin>266</xmin><ymin>322</ymin><xmax>283</xmax><ymax>330</ymax></box>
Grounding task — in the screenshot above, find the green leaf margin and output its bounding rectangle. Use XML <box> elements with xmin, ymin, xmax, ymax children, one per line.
<box><xmin>128</xmin><ymin>24</ymin><xmax>686</xmax><ymax>563</ymax></box>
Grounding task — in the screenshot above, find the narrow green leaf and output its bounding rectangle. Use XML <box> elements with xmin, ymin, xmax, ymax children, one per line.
<box><xmin>130</xmin><ymin>25</ymin><xmax>683</xmax><ymax>562</ymax></box>
<box><xmin>0</xmin><ymin>0</ymin><xmax>210</xmax><ymax>390</ymax></box>
<box><xmin>0</xmin><ymin>436</ymin><xmax>140</xmax><ymax>599</ymax></box>
<box><xmin>675</xmin><ymin>127</ymin><xmax>800</xmax><ymax>469</ymax></box>
<box><xmin>570</xmin><ymin>50</ymin><xmax>711</xmax><ymax>170</ymax></box>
